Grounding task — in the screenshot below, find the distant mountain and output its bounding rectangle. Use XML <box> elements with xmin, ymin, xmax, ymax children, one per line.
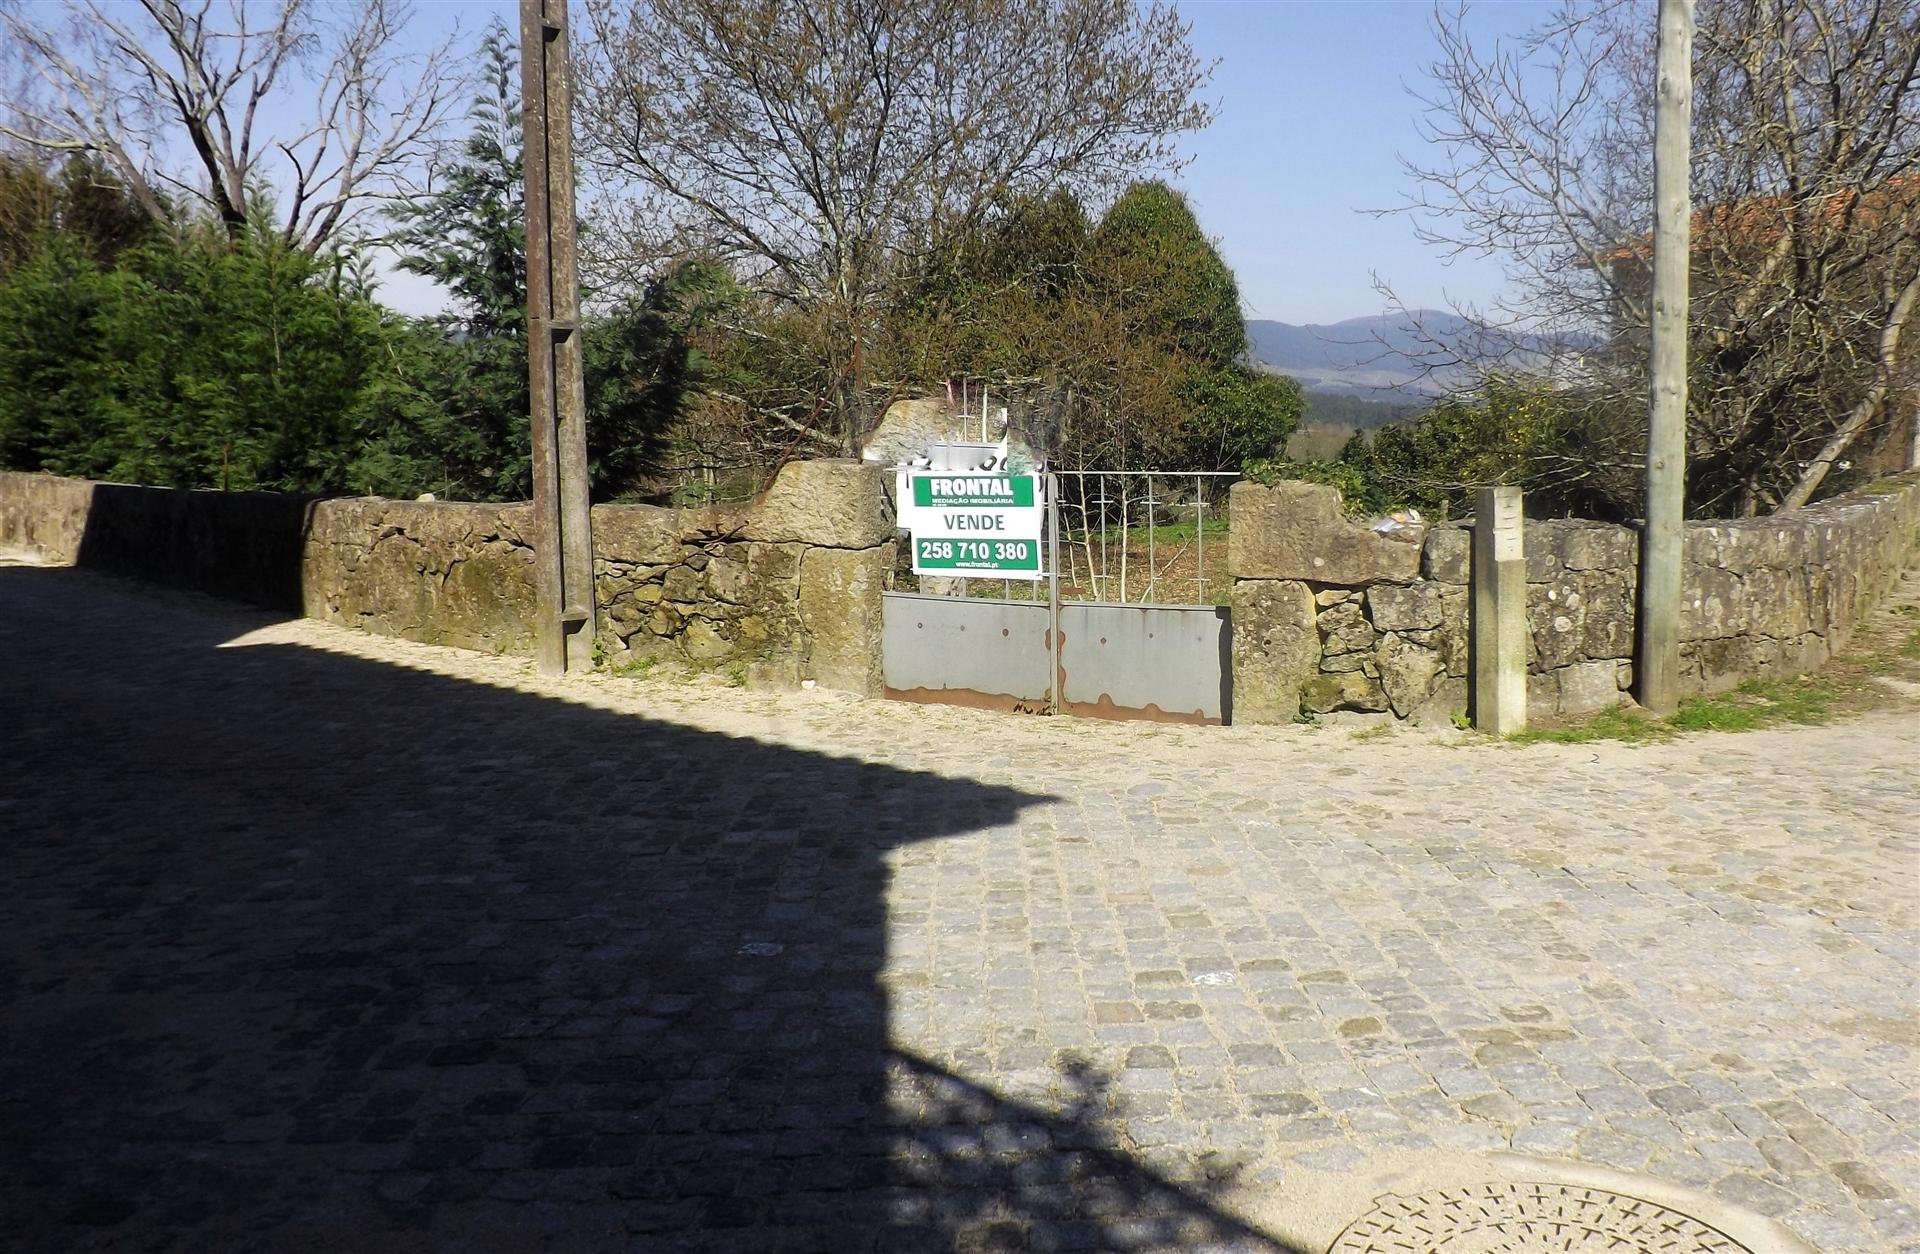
<box><xmin>1246</xmin><ymin>310</ymin><xmax>1486</xmax><ymax>403</ymax></box>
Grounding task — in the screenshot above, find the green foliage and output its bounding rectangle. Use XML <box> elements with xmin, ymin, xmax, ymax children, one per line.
<box><xmin>0</xmin><ymin>227</ymin><xmax>380</xmax><ymax>491</ymax></box>
<box><xmin>1246</xmin><ymin>375</ymin><xmax>1626</xmax><ymax>522</ymax></box>
<box><xmin>884</xmin><ymin>181</ymin><xmax>1299</xmax><ymax>471</ymax></box>
<box><xmin>0</xmin><ymin>154</ymin><xmax>155</xmax><ymax>275</ymax></box>
<box><xmin>1089</xmin><ymin>182</ymin><xmax>1245</xmax><ymax>366</ymax></box>
<box><xmin>388</xmin><ymin>22</ymin><xmax>525</xmax><ymax>341</ymax></box>
<box><xmin>344</xmin><ymin>315</ymin><xmax>525</xmax><ymax>499</ymax></box>
<box><xmin>1299</xmin><ymin>391</ymin><xmax>1414</xmax><ymax>429</ymax></box>
<box><xmin>1240</xmin><ymin>456</ymin><xmax>1395</xmax><ymax>516</ymax></box>
<box><xmin>362</xmin><ymin>19</ymin><xmax>705</xmax><ymax>502</ymax></box>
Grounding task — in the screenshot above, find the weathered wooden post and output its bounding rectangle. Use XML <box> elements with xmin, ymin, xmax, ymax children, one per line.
<box><xmin>1638</xmin><ymin>0</ymin><xmax>1694</xmax><ymax>714</ymax></box>
<box><xmin>1473</xmin><ymin>486</ymin><xmax>1526</xmax><ymax>735</ymax></box>
<box><xmin>521</xmin><ymin>0</ymin><xmax>595</xmax><ymax>675</ymax></box>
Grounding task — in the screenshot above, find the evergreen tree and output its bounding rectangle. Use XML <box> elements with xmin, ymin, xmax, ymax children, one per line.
<box><xmin>1084</xmin><ymin>182</ymin><xmax>1301</xmax><ymax>471</ymax></box>
<box><xmin>0</xmin><ymin>226</ymin><xmax>380</xmax><ymax>491</ymax></box>
<box><xmin>883</xmin><ymin>181</ymin><xmax>1300</xmax><ymax>472</ymax></box>
<box><xmin>372</xmin><ymin>19</ymin><xmax>702</xmax><ymax>502</ymax></box>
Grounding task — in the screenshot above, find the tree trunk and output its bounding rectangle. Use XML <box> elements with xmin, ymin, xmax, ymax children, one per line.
<box><xmin>1778</xmin><ymin>270</ymin><xmax>1920</xmax><ymax>511</ymax></box>
<box><xmin>840</xmin><ymin>327</ymin><xmax>866</xmax><ymax>456</ymax></box>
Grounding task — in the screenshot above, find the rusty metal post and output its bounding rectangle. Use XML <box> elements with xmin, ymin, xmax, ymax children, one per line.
<box><xmin>521</xmin><ymin>0</ymin><xmax>595</xmax><ymax>675</ymax></box>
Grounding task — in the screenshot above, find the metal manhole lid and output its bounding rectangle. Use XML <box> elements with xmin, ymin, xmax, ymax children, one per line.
<box><xmin>1328</xmin><ymin>1180</ymin><xmax>1756</xmax><ymax>1253</ymax></box>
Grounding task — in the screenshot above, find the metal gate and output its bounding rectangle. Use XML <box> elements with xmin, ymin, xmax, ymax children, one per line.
<box><xmin>882</xmin><ymin>471</ymin><xmax>1235</xmax><ymax>724</ymax></box>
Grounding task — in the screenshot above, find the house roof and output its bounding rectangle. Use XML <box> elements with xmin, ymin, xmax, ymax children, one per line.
<box><xmin>1591</xmin><ymin>174</ymin><xmax>1918</xmax><ymax>266</ymax></box>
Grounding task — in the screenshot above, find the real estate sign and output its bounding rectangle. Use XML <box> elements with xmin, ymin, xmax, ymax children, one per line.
<box><xmin>902</xmin><ymin>472</ymin><xmax>1045</xmax><ymax>577</ymax></box>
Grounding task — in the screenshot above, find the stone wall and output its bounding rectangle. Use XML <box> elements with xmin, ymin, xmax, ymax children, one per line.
<box><xmin>1229</xmin><ymin>471</ymin><xmax>1920</xmax><ymax>724</ymax></box>
<box><xmin>0</xmin><ymin>461</ymin><xmax>895</xmax><ymax>695</ymax></box>
<box><xmin>589</xmin><ymin>460</ymin><xmax>895</xmax><ymax>693</ymax></box>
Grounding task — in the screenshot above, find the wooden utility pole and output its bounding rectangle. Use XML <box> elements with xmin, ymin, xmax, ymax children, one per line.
<box><xmin>1638</xmin><ymin>0</ymin><xmax>1693</xmax><ymax>715</ymax></box>
<box><xmin>521</xmin><ymin>0</ymin><xmax>595</xmax><ymax>675</ymax></box>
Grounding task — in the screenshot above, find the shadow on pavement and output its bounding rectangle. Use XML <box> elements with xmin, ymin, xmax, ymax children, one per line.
<box><xmin>0</xmin><ymin>566</ymin><xmax>1302</xmax><ymax>1252</ymax></box>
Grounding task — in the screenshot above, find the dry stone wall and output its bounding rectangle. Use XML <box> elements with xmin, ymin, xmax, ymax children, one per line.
<box><xmin>590</xmin><ymin>460</ymin><xmax>895</xmax><ymax>693</ymax></box>
<box><xmin>0</xmin><ymin>461</ymin><xmax>896</xmax><ymax>695</ymax></box>
<box><xmin>1230</xmin><ymin>472</ymin><xmax>1920</xmax><ymax>724</ymax></box>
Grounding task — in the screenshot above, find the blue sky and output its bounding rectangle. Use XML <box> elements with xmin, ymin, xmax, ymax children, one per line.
<box><xmin>384</xmin><ymin>0</ymin><xmax>1554</xmax><ymax>325</ymax></box>
<box><xmin>1176</xmin><ymin>1</ymin><xmax>1553</xmax><ymax>324</ymax></box>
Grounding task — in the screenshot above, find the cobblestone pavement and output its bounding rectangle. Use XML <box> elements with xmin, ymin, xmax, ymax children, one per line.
<box><xmin>2</xmin><ymin>561</ymin><xmax>1916</xmax><ymax>1253</ymax></box>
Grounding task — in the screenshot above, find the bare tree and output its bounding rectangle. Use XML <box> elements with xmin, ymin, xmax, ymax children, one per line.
<box><xmin>1393</xmin><ymin>0</ymin><xmax>1919</xmax><ymax>516</ymax></box>
<box><xmin>0</xmin><ymin>0</ymin><xmax>460</xmax><ymax>253</ymax></box>
<box><xmin>576</xmin><ymin>0</ymin><xmax>1212</xmax><ymax>453</ymax></box>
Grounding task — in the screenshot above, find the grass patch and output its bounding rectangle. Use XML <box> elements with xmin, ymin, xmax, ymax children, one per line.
<box><xmin>1506</xmin><ymin>672</ymin><xmax>1858</xmax><ymax>745</ymax></box>
<box><xmin>1670</xmin><ymin>677</ymin><xmax>1834</xmax><ymax>731</ymax></box>
<box><xmin>1508</xmin><ymin>705</ymin><xmax>1673</xmax><ymax>745</ymax></box>
<box><xmin>1903</xmin><ymin>628</ymin><xmax>1920</xmax><ymax>660</ymax></box>
<box><xmin>1348</xmin><ymin>723</ymin><xmax>1393</xmax><ymax>742</ymax></box>
<box><xmin>1074</xmin><ymin>516</ymin><xmax>1229</xmax><ymax>547</ymax></box>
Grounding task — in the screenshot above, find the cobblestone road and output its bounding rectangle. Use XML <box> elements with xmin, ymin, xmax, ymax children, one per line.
<box><xmin>1</xmin><ymin>562</ymin><xmax>1915</xmax><ymax>1253</ymax></box>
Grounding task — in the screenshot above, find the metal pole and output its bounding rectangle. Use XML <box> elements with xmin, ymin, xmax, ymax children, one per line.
<box><xmin>1136</xmin><ymin>474</ymin><xmax>1152</xmax><ymax>602</ymax></box>
<box><xmin>1638</xmin><ymin>0</ymin><xmax>1693</xmax><ymax>714</ymax></box>
<box><xmin>1048</xmin><ymin>473</ymin><xmax>1061</xmax><ymax>715</ymax></box>
<box><xmin>521</xmin><ymin>0</ymin><xmax>595</xmax><ymax>675</ymax></box>
<box><xmin>1194</xmin><ymin>474</ymin><xmax>1204</xmax><ymax>604</ymax></box>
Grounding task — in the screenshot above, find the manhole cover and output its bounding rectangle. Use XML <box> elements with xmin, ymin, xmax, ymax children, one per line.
<box><xmin>1328</xmin><ymin>1181</ymin><xmax>1755</xmax><ymax>1253</ymax></box>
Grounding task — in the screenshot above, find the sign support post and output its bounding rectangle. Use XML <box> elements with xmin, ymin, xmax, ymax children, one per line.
<box><xmin>1047</xmin><ymin>473</ymin><xmax>1061</xmax><ymax>716</ymax></box>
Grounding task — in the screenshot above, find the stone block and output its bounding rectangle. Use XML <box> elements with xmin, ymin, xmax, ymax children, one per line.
<box><xmin>1579</xmin><ymin>573</ymin><xmax>1636</xmax><ymax>660</ymax></box>
<box><xmin>1367</xmin><ymin>581</ymin><xmax>1446</xmax><ymax>632</ymax></box>
<box><xmin>798</xmin><ymin>543</ymin><xmax>892</xmax><ymax>695</ymax></box>
<box><xmin>1473</xmin><ymin>488</ymin><xmax>1530</xmax><ymax>736</ymax></box>
<box><xmin>662</xmin><ymin>564</ymin><xmax>702</xmax><ymax>604</ymax></box>
<box><xmin>746</xmin><ymin>541</ymin><xmax>803</xmax><ymax>582</ymax></box>
<box><xmin>1422</xmin><ymin>525</ymin><xmax>1471</xmax><ymax>584</ymax></box>
<box><xmin>1437</xmin><ymin>590</ymin><xmax>1469</xmax><ymax>676</ymax></box>
<box><xmin>591</xmin><ymin>503</ymin><xmax>684</xmax><ymax>565</ymax></box>
<box><xmin>706</xmin><ymin>553</ymin><xmax>750</xmax><ymax>604</ymax></box>
<box><xmin>1528</xmin><ymin>579</ymin><xmax>1588</xmax><ymax>670</ymax></box>
<box><xmin>1375</xmin><ymin>632</ymin><xmax>1444</xmax><ymax>718</ymax></box>
<box><xmin>1228</xmin><ymin>480</ymin><xmax>1422</xmax><ymax>586</ymax></box>
<box><xmin>737</xmin><ymin>460</ymin><xmax>894</xmax><ymax>549</ymax></box>
<box><xmin>1409</xmin><ymin>676</ymin><xmax>1468</xmax><ymax>727</ymax></box>
<box><xmin>1556</xmin><ymin>660</ymin><xmax>1623</xmax><ymax>716</ymax></box>
<box><xmin>1230</xmin><ymin>579</ymin><xmax>1319</xmax><ymax>723</ymax></box>
<box><xmin>1561</xmin><ymin>523</ymin><xmax>1637</xmax><ymax>572</ymax></box>
<box><xmin>1526</xmin><ymin>671</ymin><xmax>1560</xmax><ymax>721</ymax></box>
<box><xmin>1318</xmin><ymin>601</ymin><xmax>1377</xmax><ymax>654</ymax></box>
<box><xmin>1303</xmin><ymin>669</ymin><xmax>1389</xmax><ymax>714</ymax></box>
<box><xmin>0</xmin><ymin>471</ymin><xmax>94</xmax><ymax>561</ymax></box>
<box><xmin>680</xmin><ymin>615</ymin><xmax>735</xmax><ymax>662</ymax></box>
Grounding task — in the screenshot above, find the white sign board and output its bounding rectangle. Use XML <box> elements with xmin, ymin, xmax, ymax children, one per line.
<box><xmin>901</xmin><ymin>472</ymin><xmax>1045</xmax><ymax>578</ymax></box>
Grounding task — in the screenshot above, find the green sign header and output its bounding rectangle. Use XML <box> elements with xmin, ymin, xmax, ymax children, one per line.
<box><xmin>910</xmin><ymin>475</ymin><xmax>1036</xmax><ymax>508</ymax></box>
